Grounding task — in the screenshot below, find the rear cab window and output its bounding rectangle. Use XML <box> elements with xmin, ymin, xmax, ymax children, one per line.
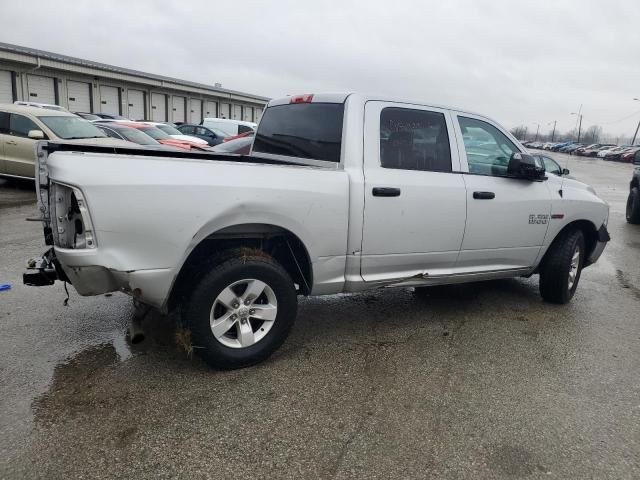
<box><xmin>253</xmin><ymin>102</ymin><xmax>344</xmax><ymax>163</ymax></box>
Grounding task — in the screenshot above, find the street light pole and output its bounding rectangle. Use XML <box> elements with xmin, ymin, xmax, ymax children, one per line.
<box><xmin>577</xmin><ymin>114</ymin><xmax>582</xmax><ymax>143</ymax></box>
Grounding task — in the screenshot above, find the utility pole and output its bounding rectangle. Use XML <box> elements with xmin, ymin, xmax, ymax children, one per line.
<box><xmin>577</xmin><ymin>114</ymin><xmax>583</xmax><ymax>143</ymax></box>
<box><xmin>633</xmin><ymin>98</ymin><xmax>640</xmax><ymax>145</ymax></box>
<box><xmin>550</xmin><ymin>120</ymin><xmax>557</xmax><ymax>142</ymax></box>
<box><xmin>534</xmin><ymin>123</ymin><xmax>540</xmax><ymax>142</ymax></box>
<box><xmin>632</xmin><ymin>119</ymin><xmax>640</xmax><ymax>145</ymax></box>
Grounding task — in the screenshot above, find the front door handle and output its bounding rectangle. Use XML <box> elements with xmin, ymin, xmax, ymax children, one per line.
<box><xmin>6</xmin><ymin>140</ymin><xmax>17</xmax><ymax>146</ymax></box>
<box><xmin>473</xmin><ymin>191</ymin><xmax>495</xmax><ymax>200</ymax></box>
<box><xmin>372</xmin><ymin>187</ymin><xmax>401</xmax><ymax>197</ymax></box>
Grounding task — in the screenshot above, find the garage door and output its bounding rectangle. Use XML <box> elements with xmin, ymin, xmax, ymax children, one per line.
<box><xmin>100</xmin><ymin>85</ymin><xmax>120</xmax><ymax>114</ymax></box>
<box><xmin>27</xmin><ymin>74</ymin><xmax>56</xmax><ymax>104</ymax></box>
<box><xmin>151</xmin><ymin>93</ymin><xmax>166</xmax><ymax>121</ymax></box>
<box><xmin>0</xmin><ymin>70</ymin><xmax>13</xmax><ymax>103</ymax></box>
<box><xmin>232</xmin><ymin>104</ymin><xmax>242</xmax><ymax>120</ymax></box>
<box><xmin>172</xmin><ymin>96</ymin><xmax>186</xmax><ymax>123</ymax></box>
<box><xmin>204</xmin><ymin>101</ymin><xmax>217</xmax><ymax>119</ymax></box>
<box><xmin>67</xmin><ymin>80</ymin><xmax>91</xmax><ymax>113</ymax></box>
<box><xmin>220</xmin><ymin>103</ymin><xmax>231</xmax><ymax>119</ymax></box>
<box><xmin>243</xmin><ymin>106</ymin><xmax>253</xmax><ymax>122</ymax></box>
<box><xmin>127</xmin><ymin>89</ymin><xmax>145</xmax><ymax>120</ymax></box>
<box><xmin>189</xmin><ymin>99</ymin><xmax>202</xmax><ymax>124</ymax></box>
<box><xmin>255</xmin><ymin>108</ymin><xmax>263</xmax><ymax>121</ymax></box>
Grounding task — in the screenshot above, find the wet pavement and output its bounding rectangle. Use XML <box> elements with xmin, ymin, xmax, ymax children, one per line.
<box><xmin>0</xmin><ymin>157</ymin><xmax>639</xmax><ymax>479</ymax></box>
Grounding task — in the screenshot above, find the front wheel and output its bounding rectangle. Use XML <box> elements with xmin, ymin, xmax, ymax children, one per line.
<box><xmin>626</xmin><ymin>187</ymin><xmax>640</xmax><ymax>224</ymax></box>
<box><xmin>539</xmin><ymin>229</ymin><xmax>585</xmax><ymax>304</ymax></box>
<box><xmin>184</xmin><ymin>251</ymin><xmax>297</xmax><ymax>369</ymax></box>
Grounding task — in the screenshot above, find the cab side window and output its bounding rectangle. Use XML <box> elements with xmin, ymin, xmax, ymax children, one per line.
<box><xmin>238</xmin><ymin>125</ymin><xmax>253</xmax><ymax>134</ymax></box>
<box><xmin>9</xmin><ymin>114</ymin><xmax>39</xmax><ymax>138</ymax></box>
<box><xmin>458</xmin><ymin>116</ymin><xmax>519</xmax><ymax>177</ymax></box>
<box><xmin>380</xmin><ymin>107</ymin><xmax>452</xmax><ymax>172</ymax></box>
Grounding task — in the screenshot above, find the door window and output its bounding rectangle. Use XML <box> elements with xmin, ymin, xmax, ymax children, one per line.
<box><xmin>180</xmin><ymin>125</ymin><xmax>195</xmax><ymax>135</ymax></box>
<box><xmin>195</xmin><ymin>127</ymin><xmax>210</xmax><ymax>137</ymax></box>
<box><xmin>458</xmin><ymin>116</ymin><xmax>519</xmax><ymax>176</ymax></box>
<box><xmin>539</xmin><ymin>155</ymin><xmax>561</xmax><ymax>175</ymax></box>
<box><xmin>238</xmin><ymin>125</ymin><xmax>254</xmax><ymax>134</ymax></box>
<box><xmin>9</xmin><ymin>114</ymin><xmax>39</xmax><ymax>137</ymax></box>
<box><xmin>380</xmin><ymin>108</ymin><xmax>451</xmax><ymax>172</ymax></box>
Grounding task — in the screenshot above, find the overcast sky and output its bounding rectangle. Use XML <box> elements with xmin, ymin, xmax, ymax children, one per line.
<box><xmin>3</xmin><ymin>0</ymin><xmax>640</xmax><ymax>138</ymax></box>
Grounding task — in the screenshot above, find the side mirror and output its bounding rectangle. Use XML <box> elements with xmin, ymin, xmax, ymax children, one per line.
<box><xmin>562</xmin><ymin>168</ymin><xmax>570</xmax><ymax>175</ymax></box>
<box><xmin>507</xmin><ymin>152</ymin><xmax>546</xmax><ymax>181</ymax></box>
<box><xmin>28</xmin><ymin>129</ymin><xmax>45</xmax><ymax>140</ymax></box>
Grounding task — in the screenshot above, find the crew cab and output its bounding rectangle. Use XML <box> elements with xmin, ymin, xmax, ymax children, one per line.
<box><xmin>24</xmin><ymin>93</ymin><xmax>610</xmax><ymax>369</ymax></box>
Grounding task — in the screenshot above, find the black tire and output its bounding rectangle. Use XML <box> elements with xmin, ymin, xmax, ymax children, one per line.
<box><xmin>184</xmin><ymin>251</ymin><xmax>297</xmax><ymax>369</ymax></box>
<box><xmin>539</xmin><ymin>229</ymin><xmax>585</xmax><ymax>304</ymax></box>
<box><xmin>626</xmin><ymin>187</ymin><xmax>640</xmax><ymax>224</ymax></box>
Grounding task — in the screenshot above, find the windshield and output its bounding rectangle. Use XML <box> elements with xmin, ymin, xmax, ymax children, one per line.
<box><xmin>114</xmin><ymin>126</ymin><xmax>159</xmax><ymax>145</ymax></box>
<box><xmin>212</xmin><ymin>127</ymin><xmax>230</xmax><ymax>137</ymax></box>
<box><xmin>155</xmin><ymin>124</ymin><xmax>182</xmax><ymax>135</ymax></box>
<box><xmin>139</xmin><ymin>126</ymin><xmax>169</xmax><ymax>140</ymax></box>
<box><xmin>39</xmin><ymin>116</ymin><xmax>107</xmax><ymax>139</ymax></box>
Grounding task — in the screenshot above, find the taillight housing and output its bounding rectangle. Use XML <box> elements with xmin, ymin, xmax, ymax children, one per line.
<box><xmin>50</xmin><ymin>182</ymin><xmax>97</xmax><ymax>249</ymax></box>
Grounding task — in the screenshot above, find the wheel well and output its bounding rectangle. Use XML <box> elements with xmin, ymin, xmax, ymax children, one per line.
<box><xmin>168</xmin><ymin>224</ymin><xmax>312</xmax><ymax>311</ymax></box>
<box><xmin>540</xmin><ymin>220</ymin><xmax>598</xmax><ymax>268</ymax></box>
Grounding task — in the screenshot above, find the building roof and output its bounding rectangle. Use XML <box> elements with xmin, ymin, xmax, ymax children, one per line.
<box><xmin>0</xmin><ymin>42</ymin><xmax>270</xmax><ymax>103</ymax></box>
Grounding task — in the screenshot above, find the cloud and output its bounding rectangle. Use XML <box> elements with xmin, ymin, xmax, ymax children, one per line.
<box><xmin>2</xmin><ymin>0</ymin><xmax>639</xmax><ymax>137</ymax></box>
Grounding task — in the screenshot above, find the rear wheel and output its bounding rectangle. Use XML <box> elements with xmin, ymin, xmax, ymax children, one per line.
<box><xmin>539</xmin><ymin>229</ymin><xmax>585</xmax><ymax>304</ymax></box>
<box><xmin>184</xmin><ymin>251</ymin><xmax>297</xmax><ymax>369</ymax></box>
<box><xmin>626</xmin><ymin>187</ymin><xmax>640</xmax><ymax>224</ymax></box>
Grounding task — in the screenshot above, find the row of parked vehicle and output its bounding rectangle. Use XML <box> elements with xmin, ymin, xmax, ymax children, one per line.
<box><xmin>524</xmin><ymin>140</ymin><xmax>640</xmax><ymax>162</ymax></box>
<box><xmin>0</xmin><ymin>101</ymin><xmax>258</xmax><ymax>179</ymax></box>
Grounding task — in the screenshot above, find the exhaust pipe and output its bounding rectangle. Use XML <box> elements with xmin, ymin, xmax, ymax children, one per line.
<box><xmin>129</xmin><ymin>303</ymin><xmax>150</xmax><ymax>344</ymax></box>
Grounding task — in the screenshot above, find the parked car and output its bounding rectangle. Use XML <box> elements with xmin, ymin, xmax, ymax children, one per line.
<box><xmin>202</xmin><ymin>118</ymin><xmax>257</xmax><ymax>137</ymax></box>
<box><xmin>223</xmin><ymin>131</ymin><xmax>255</xmax><ymax>143</ymax></box>
<box><xmin>550</xmin><ymin>142</ymin><xmax>572</xmax><ymax>151</ymax></box>
<box><xmin>74</xmin><ymin>112</ymin><xmax>102</xmax><ymax>121</ymax></box>
<box><xmin>177</xmin><ymin>124</ymin><xmax>228</xmax><ymax>146</ymax></box>
<box><xmin>581</xmin><ymin>144</ymin><xmax>615</xmax><ymax>157</ymax></box>
<box><xmin>564</xmin><ymin>144</ymin><xmax>585</xmax><ymax>154</ymax></box>
<box><xmin>620</xmin><ymin>147</ymin><xmax>640</xmax><ymax>163</ymax></box>
<box><xmin>142</xmin><ymin>122</ymin><xmax>209</xmax><ymax>145</ymax></box>
<box><xmin>13</xmin><ymin>101</ymin><xmax>68</xmax><ymax>112</ymax></box>
<box><xmin>24</xmin><ymin>92</ymin><xmax>610</xmax><ymax>369</ymax></box>
<box><xmin>532</xmin><ymin>154</ymin><xmax>573</xmax><ymax>178</ymax></box>
<box><xmin>96</xmin><ymin>123</ymin><xmax>180</xmax><ymax>150</ymax></box>
<box><xmin>0</xmin><ymin>103</ymin><xmax>133</xmax><ymax>178</ymax></box>
<box><xmin>211</xmin><ymin>136</ymin><xmax>253</xmax><ymax>155</ymax></box>
<box><xmin>109</xmin><ymin>121</ymin><xmax>210</xmax><ymax>151</ymax></box>
<box><xmin>626</xmin><ymin>151</ymin><xmax>640</xmax><ymax>223</ymax></box>
<box><xmin>598</xmin><ymin>146</ymin><xmax>625</xmax><ymax>158</ymax></box>
<box><xmin>92</xmin><ymin>112</ymin><xmax>130</xmax><ymax>120</ymax></box>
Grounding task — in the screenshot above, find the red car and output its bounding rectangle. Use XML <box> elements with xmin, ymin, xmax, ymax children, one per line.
<box><xmin>222</xmin><ymin>130</ymin><xmax>255</xmax><ymax>143</ymax></box>
<box><xmin>621</xmin><ymin>147</ymin><xmax>640</xmax><ymax>163</ymax></box>
<box><xmin>109</xmin><ymin>122</ymin><xmax>210</xmax><ymax>151</ymax></box>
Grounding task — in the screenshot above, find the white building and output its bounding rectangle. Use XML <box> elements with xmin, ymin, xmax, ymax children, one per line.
<box><xmin>0</xmin><ymin>42</ymin><xmax>268</xmax><ymax>123</ymax></box>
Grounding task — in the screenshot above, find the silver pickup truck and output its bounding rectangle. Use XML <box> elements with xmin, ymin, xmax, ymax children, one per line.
<box><xmin>24</xmin><ymin>93</ymin><xmax>610</xmax><ymax>369</ymax></box>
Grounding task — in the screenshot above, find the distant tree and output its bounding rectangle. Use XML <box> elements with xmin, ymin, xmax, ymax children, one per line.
<box><xmin>582</xmin><ymin>125</ymin><xmax>603</xmax><ymax>144</ymax></box>
<box><xmin>510</xmin><ymin>125</ymin><xmax>528</xmax><ymax>140</ymax></box>
<box><xmin>564</xmin><ymin>129</ymin><xmax>578</xmax><ymax>142</ymax></box>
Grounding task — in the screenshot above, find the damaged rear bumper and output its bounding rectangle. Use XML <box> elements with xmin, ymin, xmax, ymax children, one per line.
<box><xmin>24</xmin><ymin>247</ymin><xmax>173</xmax><ymax>310</ymax></box>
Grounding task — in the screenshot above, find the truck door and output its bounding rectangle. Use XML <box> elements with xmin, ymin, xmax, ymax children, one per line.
<box><xmin>452</xmin><ymin>112</ymin><xmax>552</xmax><ymax>270</ymax></box>
<box><xmin>360</xmin><ymin>102</ymin><xmax>467</xmax><ymax>283</ymax></box>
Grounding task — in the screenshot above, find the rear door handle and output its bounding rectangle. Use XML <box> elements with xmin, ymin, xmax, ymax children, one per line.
<box><xmin>6</xmin><ymin>140</ymin><xmax>17</xmax><ymax>145</ymax></box>
<box><xmin>372</xmin><ymin>187</ymin><xmax>401</xmax><ymax>197</ymax></box>
<box><xmin>473</xmin><ymin>191</ymin><xmax>495</xmax><ymax>200</ymax></box>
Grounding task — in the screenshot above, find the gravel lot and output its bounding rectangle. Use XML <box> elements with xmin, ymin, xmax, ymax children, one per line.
<box><xmin>1</xmin><ymin>155</ymin><xmax>639</xmax><ymax>479</ymax></box>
